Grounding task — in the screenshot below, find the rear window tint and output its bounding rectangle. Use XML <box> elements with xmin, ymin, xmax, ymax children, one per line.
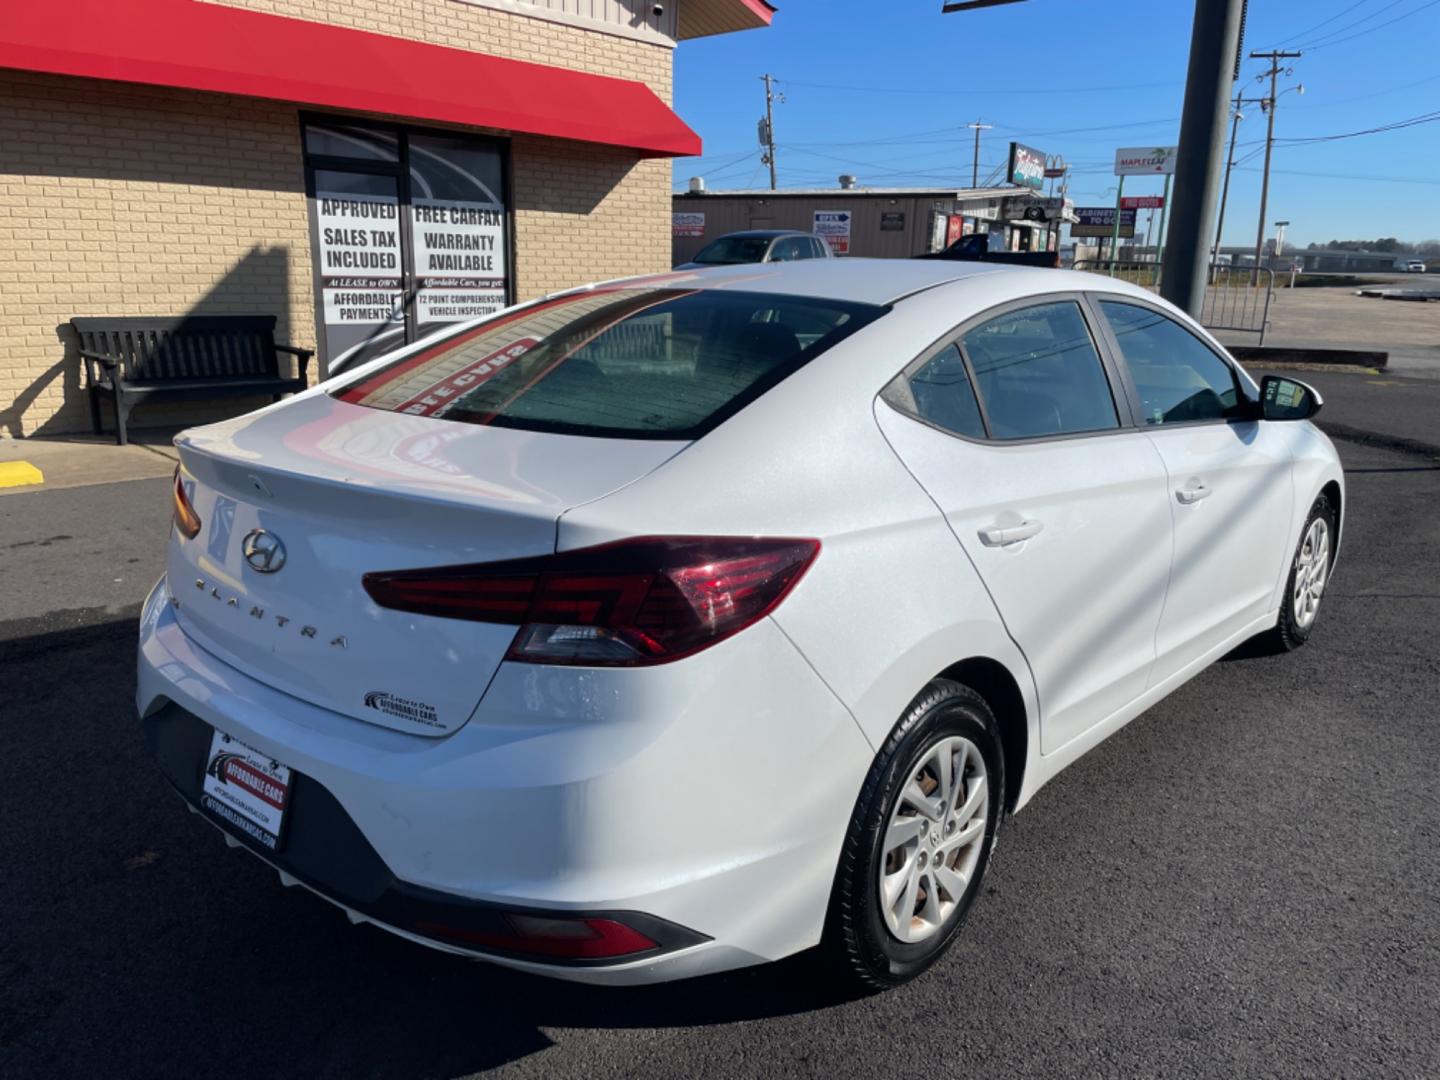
<box><xmin>333</xmin><ymin>288</ymin><xmax>884</xmax><ymax>439</ymax></box>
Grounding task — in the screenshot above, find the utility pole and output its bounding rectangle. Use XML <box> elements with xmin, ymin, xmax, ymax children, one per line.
<box><xmin>1159</xmin><ymin>0</ymin><xmax>1248</xmax><ymax>317</ymax></box>
<box><xmin>967</xmin><ymin>120</ymin><xmax>991</xmax><ymax>189</ymax></box>
<box><xmin>759</xmin><ymin>73</ymin><xmax>780</xmax><ymax>190</ymax></box>
<box><xmin>1249</xmin><ymin>49</ymin><xmax>1300</xmax><ymax>283</ymax></box>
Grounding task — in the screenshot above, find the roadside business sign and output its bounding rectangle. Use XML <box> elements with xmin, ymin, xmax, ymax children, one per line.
<box><xmin>672</xmin><ymin>212</ymin><xmax>705</xmax><ymax>238</ymax></box>
<box><xmin>880</xmin><ymin>211</ymin><xmax>906</xmax><ymax>231</ymax></box>
<box><xmin>1115</xmin><ymin>146</ymin><xmax>1178</xmax><ymax>176</ymax></box>
<box><xmin>1071</xmin><ymin>207</ymin><xmax>1136</xmax><ymax>238</ymax></box>
<box><xmin>1007</xmin><ymin>142</ymin><xmax>1047</xmax><ymax>189</ymax></box>
<box><xmin>813</xmin><ymin>210</ymin><xmax>853</xmax><ymax>255</ymax></box>
<box><xmin>1121</xmin><ymin>195</ymin><xmax>1166</xmax><ymax>210</ymax></box>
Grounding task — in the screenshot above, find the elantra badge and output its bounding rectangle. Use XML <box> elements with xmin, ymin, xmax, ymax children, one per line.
<box><xmin>242</xmin><ymin>529</ymin><xmax>286</xmax><ymax>573</ymax></box>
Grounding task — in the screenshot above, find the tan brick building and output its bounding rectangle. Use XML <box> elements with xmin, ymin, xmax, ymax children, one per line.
<box><xmin>0</xmin><ymin>0</ymin><xmax>772</xmax><ymax>437</ymax></box>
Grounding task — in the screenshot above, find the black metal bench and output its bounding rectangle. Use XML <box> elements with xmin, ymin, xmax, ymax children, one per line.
<box><xmin>72</xmin><ymin>315</ymin><xmax>313</xmax><ymax>444</ymax></box>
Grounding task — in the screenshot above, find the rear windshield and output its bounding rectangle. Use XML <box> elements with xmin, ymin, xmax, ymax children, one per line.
<box><xmin>691</xmin><ymin>236</ymin><xmax>772</xmax><ymax>265</ymax></box>
<box><xmin>333</xmin><ymin>288</ymin><xmax>884</xmax><ymax>439</ymax></box>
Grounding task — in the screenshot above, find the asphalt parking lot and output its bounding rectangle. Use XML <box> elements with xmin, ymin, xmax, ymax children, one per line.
<box><xmin>3</xmin><ymin>433</ymin><xmax>1438</xmax><ymax>1079</ymax></box>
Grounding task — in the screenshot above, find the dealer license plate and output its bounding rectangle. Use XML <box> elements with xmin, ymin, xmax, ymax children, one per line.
<box><xmin>200</xmin><ymin>730</ymin><xmax>292</xmax><ymax>851</ymax></box>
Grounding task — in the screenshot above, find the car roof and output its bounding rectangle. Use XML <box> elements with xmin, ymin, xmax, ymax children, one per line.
<box><xmin>622</xmin><ymin>257</ymin><xmax>1019</xmax><ymax>305</ymax></box>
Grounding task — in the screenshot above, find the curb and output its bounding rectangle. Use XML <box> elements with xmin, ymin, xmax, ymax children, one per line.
<box><xmin>1316</xmin><ymin>420</ymin><xmax>1440</xmax><ymax>461</ymax></box>
<box><xmin>1230</xmin><ymin>345</ymin><xmax>1388</xmax><ymax>368</ymax></box>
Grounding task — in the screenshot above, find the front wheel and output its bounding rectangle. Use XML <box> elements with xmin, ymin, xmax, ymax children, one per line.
<box><xmin>1272</xmin><ymin>493</ymin><xmax>1337</xmax><ymax>651</ymax></box>
<box><xmin>826</xmin><ymin>680</ymin><xmax>1003</xmax><ymax>989</ymax></box>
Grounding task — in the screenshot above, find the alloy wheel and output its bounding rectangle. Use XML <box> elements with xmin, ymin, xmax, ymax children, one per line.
<box><xmin>878</xmin><ymin>735</ymin><xmax>989</xmax><ymax>944</ymax></box>
<box><xmin>1293</xmin><ymin>517</ymin><xmax>1330</xmax><ymax>629</ymax></box>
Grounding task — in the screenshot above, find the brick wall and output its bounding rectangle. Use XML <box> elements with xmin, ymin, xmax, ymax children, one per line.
<box><xmin>0</xmin><ymin>72</ymin><xmax>316</xmax><ymax>437</ymax></box>
<box><xmin>1</xmin><ymin>0</ymin><xmax>675</xmax><ymax>436</ymax></box>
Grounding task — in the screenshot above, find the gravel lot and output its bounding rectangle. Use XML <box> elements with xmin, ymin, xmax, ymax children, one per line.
<box><xmin>2</xmin><ymin>439</ymin><xmax>1437</xmax><ymax>1080</ymax></box>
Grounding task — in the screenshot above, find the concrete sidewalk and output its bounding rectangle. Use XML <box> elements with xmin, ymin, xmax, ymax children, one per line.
<box><xmin>1214</xmin><ymin>284</ymin><xmax>1440</xmax><ymax>380</ymax></box>
<box><xmin>0</xmin><ymin>430</ymin><xmax>178</xmax><ymax>495</ymax></box>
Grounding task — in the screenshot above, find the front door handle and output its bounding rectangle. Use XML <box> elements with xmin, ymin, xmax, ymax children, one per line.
<box><xmin>1176</xmin><ymin>482</ymin><xmax>1212</xmax><ymax>505</ymax></box>
<box><xmin>978</xmin><ymin>519</ymin><xmax>1044</xmax><ymax>547</ymax></box>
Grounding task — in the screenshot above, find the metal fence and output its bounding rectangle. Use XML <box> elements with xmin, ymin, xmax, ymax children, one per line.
<box><xmin>1069</xmin><ymin>261</ymin><xmax>1274</xmax><ymax>345</ymax></box>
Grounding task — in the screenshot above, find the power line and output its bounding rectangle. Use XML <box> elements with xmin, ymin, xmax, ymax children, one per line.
<box><xmin>1295</xmin><ymin>0</ymin><xmax>1406</xmax><ymax>46</ymax></box>
<box><xmin>1300</xmin><ymin>0</ymin><xmax>1440</xmax><ymax>49</ymax></box>
<box><xmin>1274</xmin><ymin>108</ymin><xmax>1440</xmax><ymax>144</ymax></box>
<box><xmin>776</xmin><ymin>78</ymin><xmax>1182</xmax><ymax>97</ymax></box>
<box><xmin>1265</xmin><ymin>0</ymin><xmax>1372</xmax><ymax>47</ymax></box>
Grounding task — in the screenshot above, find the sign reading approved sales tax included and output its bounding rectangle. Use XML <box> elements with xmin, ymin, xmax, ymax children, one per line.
<box><xmin>316</xmin><ymin>191</ymin><xmax>405</xmax><ymax>328</ymax></box>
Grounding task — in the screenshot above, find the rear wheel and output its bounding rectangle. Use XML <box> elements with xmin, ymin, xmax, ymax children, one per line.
<box><xmin>827</xmin><ymin>679</ymin><xmax>1003</xmax><ymax>989</ymax></box>
<box><xmin>1271</xmin><ymin>494</ymin><xmax>1337</xmax><ymax>651</ymax></box>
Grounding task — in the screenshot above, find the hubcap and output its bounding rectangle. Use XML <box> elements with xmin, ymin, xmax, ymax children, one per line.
<box><xmin>1292</xmin><ymin>517</ymin><xmax>1331</xmax><ymax>629</ymax></box>
<box><xmin>878</xmin><ymin>735</ymin><xmax>989</xmax><ymax>944</ymax></box>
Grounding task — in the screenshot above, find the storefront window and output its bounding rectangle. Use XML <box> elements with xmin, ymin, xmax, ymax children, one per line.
<box><xmin>302</xmin><ymin>118</ymin><xmax>511</xmax><ymax>376</ymax></box>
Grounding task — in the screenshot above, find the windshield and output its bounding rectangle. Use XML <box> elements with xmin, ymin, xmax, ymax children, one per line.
<box><xmin>691</xmin><ymin>236</ymin><xmax>774</xmax><ymax>265</ymax></box>
<box><xmin>333</xmin><ymin>288</ymin><xmax>885</xmax><ymax>439</ymax></box>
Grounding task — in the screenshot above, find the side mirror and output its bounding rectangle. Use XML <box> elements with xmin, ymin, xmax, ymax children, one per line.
<box><xmin>1260</xmin><ymin>375</ymin><xmax>1323</xmax><ymax>421</ymax></box>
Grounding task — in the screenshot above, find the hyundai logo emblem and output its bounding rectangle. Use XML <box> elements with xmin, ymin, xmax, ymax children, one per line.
<box><xmin>241</xmin><ymin>529</ymin><xmax>287</xmax><ymax>574</ymax></box>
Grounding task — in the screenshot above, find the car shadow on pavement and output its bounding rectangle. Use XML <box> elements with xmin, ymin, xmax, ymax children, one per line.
<box><xmin>0</xmin><ymin>616</ymin><xmax>867</xmax><ymax>1079</ymax></box>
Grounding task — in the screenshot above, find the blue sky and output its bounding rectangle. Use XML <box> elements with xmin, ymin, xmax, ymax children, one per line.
<box><xmin>672</xmin><ymin>0</ymin><xmax>1440</xmax><ymax>247</ymax></box>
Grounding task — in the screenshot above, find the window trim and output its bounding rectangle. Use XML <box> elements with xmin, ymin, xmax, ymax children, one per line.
<box><xmin>1082</xmin><ymin>292</ymin><xmax>1258</xmax><ymax>431</ymax></box>
<box><xmin>881</xmin><ymin>291</ymin><xmax>1139</xmax><ymax>446</ymax></box>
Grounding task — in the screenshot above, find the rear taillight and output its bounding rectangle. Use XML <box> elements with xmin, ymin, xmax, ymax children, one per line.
<box><xmin>363</xmin><ymin>536</ymin><xmax>820</xmax><ymax>666</ymax></box>
<box><xmin>172</xmin><ymin>466</ymin><xmax>201</xmax><ymax>539</ymax></box>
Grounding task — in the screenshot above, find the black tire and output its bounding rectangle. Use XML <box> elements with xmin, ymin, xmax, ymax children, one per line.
<box><xmin>826</xmin><ymin>679</ymin><xmax>1004</xmax><ymax>990</ymax></box>
<box><xmin>1270</xmin><ymin>493</ymin><xmax>1338</xmax><ymax>652</ymax></box>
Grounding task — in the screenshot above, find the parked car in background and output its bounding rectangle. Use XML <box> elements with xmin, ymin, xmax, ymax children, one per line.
<box><xmin>1404</xmin><ymin>260</ymin><xmax>1427</xmax><ymax>273</ymax></box>
<box><xmin>674</xmin><ymin>229</ymin><xmax>832</xmax><ymax>269</ymax></box>
<box><xmin>140</xmin><ymin>260</ymin><xmax>1342</xmax><ymax>989</ymax></box>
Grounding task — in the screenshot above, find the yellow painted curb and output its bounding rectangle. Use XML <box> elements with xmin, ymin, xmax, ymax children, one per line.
<box><xmin>0</xmin><ymin>461</ymin><xmax>44</xmax><ymax>488</ymax></box>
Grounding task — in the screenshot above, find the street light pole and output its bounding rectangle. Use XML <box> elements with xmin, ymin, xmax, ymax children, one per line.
<box><xmin>1249</xmin><ymin>50</ymin><xmax>1301</xmax><ymax>283</ymax></box>
<box><xmin>1211</xmin><ymin>95</ymin><xmax>1259</xmax><ymax>278</ymax></box>
<box><xmin>1159</xmin><ymin>0</ymin><xmax>1248</xmax><ymax>317</ymax></box>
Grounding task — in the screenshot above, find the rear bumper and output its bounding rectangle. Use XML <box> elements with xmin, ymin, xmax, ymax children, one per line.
<box><xmin>136</xmin><ymin>574</ymin><xmax>873</xmax><ymax>984</ymax></box>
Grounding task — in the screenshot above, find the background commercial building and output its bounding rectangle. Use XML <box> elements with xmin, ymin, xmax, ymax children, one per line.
<box><xmin>0</xmin><ymin>0</ymin><xmax>772</xmax><ymax>437</ymax></box>
<box><xmin>671</xmin><ymin>183</ymin><xmax>1067</xmax><ymax>265</ymax></box>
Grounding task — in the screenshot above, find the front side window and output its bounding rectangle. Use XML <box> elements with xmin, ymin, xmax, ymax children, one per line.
<box><xmin>1099</xmin><ymin>301</ymin><xmax>1242</xmax><ymax>425</ymax></box>
<box><xmin>961</xmin><ymin>301</ymin><xmax>1118</xmax><ymax>439</ymax></box>
<box><xmin>691</xmin><ymin>236</ymin><xmax>771</xmax><ymax>265</ymax></box>
<box><xmin>334</xmin><ymin>288</ymin><xmax>884</xmax><ymax>439</ymax></box>
<box><xmin>809</xmin><ymin>237</ymin><xmax>829</xmax><ymax>258</ymax></box>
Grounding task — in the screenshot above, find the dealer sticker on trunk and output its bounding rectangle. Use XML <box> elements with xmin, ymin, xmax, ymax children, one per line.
<box><xmin>201</xmin><ymin>731</ymin><xmax>292</xmax><ymax>851</ymax></box>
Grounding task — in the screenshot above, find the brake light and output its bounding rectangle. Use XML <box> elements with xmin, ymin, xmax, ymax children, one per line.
<box><xmin>363</xmin><ymin>536</ymin><xmax>820</xmax><ymax>666</ymax></box>
<box><xmin>172</xmin><ymin>466</ymin><xmax>201</xmax><ymax>539</ymax></box>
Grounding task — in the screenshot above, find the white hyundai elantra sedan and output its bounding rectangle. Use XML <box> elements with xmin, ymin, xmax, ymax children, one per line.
<box><xmin>138</xmin><ymin>259</ymin><xmax>1342</xmax><ymax>988</ymax></box>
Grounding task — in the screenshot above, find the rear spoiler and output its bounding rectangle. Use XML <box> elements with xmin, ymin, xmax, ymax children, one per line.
<box><xmin>914</xmin><ymin>233</ymin><xmax>1060</xmax><ymax>269</ymax></box>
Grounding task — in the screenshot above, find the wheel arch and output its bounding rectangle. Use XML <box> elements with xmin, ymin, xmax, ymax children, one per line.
<box><xmin>934</xmin><ymin>656</ymin><xmax>1028</xmax><ymax>814</ymax></box>
<box><xmin>1320</xmin><ymin>478</ymin><xmax>1342</xmax><ymax>552</ymax></box>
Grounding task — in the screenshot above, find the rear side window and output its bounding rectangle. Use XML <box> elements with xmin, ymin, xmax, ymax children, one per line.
<box><xmin>904</xmin><ymin>344</ymin><xmax>986</xmax><ymax>439</ymax></box>
<box><xmin>334</xmin><ymin>288</ymin><xmax>884</xmax><ymax>439</ymax></box>
<box><xmin>1098</xmin><ymin>301</ymin><xmax>1241</xmax><ymax>425</ymax></box>
<box><xmin>961</xmin><ymin>302</ymin><xmax>1118</xmax><ymax>439</ymax></box>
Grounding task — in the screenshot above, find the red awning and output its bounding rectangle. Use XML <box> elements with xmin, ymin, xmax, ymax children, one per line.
<box><xmin>0</xmin><ymin>0</ymin><xmax>701</xmax><ymax>158</ymax></box>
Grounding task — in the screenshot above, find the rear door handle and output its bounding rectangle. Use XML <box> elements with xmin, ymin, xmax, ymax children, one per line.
<box><xmin>978</xmin><ymin>519</ymin><xmax>1044</xmax><ymax>547</ymax></box>
<box><xmin>1176</xmin><ymin>482</ymin><xmax>1212</xmax><ymax>505</ymax></box>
